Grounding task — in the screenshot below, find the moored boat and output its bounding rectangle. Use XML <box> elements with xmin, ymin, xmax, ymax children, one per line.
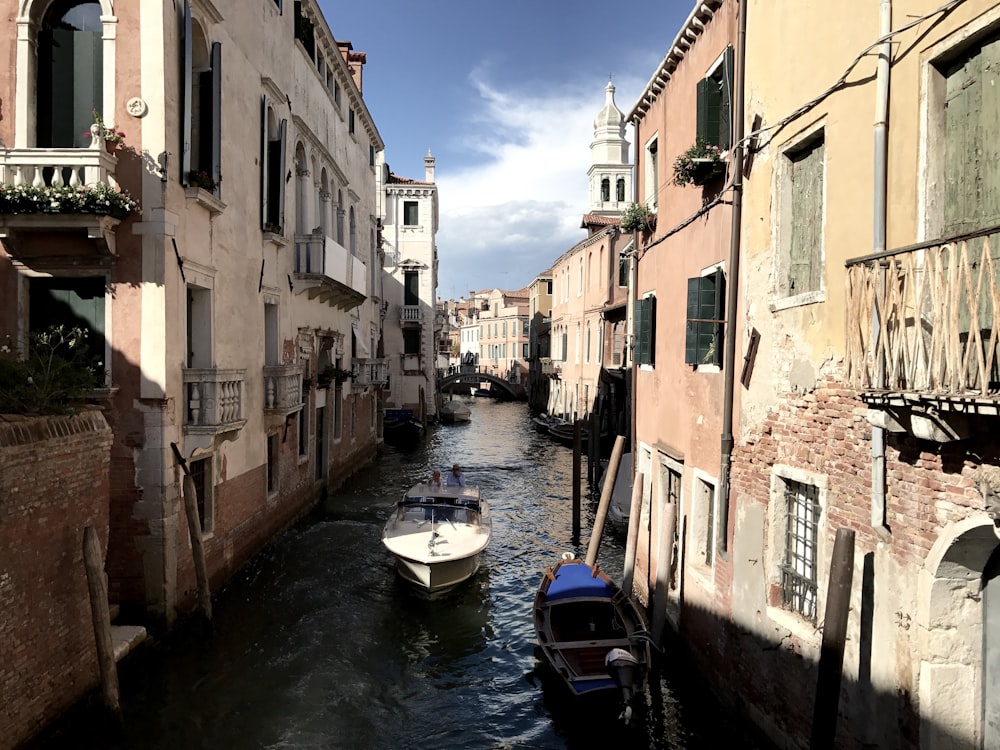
<box><xmin>532</xmin><ymin>554</ymin><xmax>651</xmax><ymax>723</ymax></box>
<box><xmin>598</xmin><ymin>452</ymin><xmax>633</xmax><ymax>534</ymax></box>
<box><xmin>382</xmin><ymin>481</ymin><xmax>491</xmax><ymax>595</ymax></box>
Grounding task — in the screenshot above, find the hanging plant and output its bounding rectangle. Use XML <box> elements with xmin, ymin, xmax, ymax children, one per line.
<box><xmin>620</xmin><ymin>202</ymin><xmax>655</xmax><ymax>233</ymax></box>
<box><xmin>672</xmin><ymin>139</ymin><xmax>726</xmax><ymax>187</ymax></box>
<box><xmin>0</xmin><ymin>182</ymin><xmax>140</xmax><ymax>219</ymax></box>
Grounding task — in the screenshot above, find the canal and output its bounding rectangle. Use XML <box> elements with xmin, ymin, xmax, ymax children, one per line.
<box><xmin>31</xmin><ymin>398</ymin><xmax>775</xmax><ymax>749</ymax></box>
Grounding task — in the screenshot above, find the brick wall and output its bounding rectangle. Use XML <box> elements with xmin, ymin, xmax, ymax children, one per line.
<box><xmin>0</xmin><ymin>411</ymin><xmax>113</xmax><ymax>748</ymax></box>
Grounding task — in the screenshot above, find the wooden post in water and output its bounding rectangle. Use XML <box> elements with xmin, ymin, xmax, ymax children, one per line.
<box><xmin>622</xmin><ymin>471</ymin><xmax>644</xmax><ymax>595</ymax></box>
<box><xmin>586</xmin><ymin>435</ymin><xmax>626</xmax><ymax>567</ymax></box>
<box><xmin>810</xmin><ymin>528</ymin><xmax>855</xmax><ymax>750</ymax></box>
<box><xmin>589</xmin><ymin>410</ymin><xmax>600</xmax><ymax>485</ymax></box>
<box><xmin>651</xmin><ymin>501</ymin><xmax>677</xmax><ymax>643</ymax></box>
<box><xmin>572</xmin><ymin>419</ymin><xmax>582</xmax><ymax>539</ymax></box>
<box><xmin>170</xmin><ymin>442</ymin><xmax>212</xmax><ymax>621</ymax></box>
<box><xmin>83</xmin><ymin>525</ymin><xmax>121</xmax><ymax>719</ymax></box>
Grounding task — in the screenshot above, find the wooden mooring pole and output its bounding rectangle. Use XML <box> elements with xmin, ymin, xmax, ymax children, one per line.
<box><xmin>810</xmin><ymin>528</ymin><xmax>855</xmax><ymax>750</ymax></box>
<box><xmin>622</xmin><ymin>471</ymin><xmax>644</xmax><ymax>595</ymax></box>
<box><xmin>588</xmin><ymin>410</ymin><xmax>600</xmax><ymax>486</ymax></box>
<box><xmin>572</xmin><ymin>419</ymin><xmax>582</xmax><ymax>539</ymax></box>
<box><xmin>82</xmin><ymin>526</ymin><xmax>121</xmax><ymax>720</ymax></box>
<box><xmin>585</xmin><ymin>435</ymin><xmax>626</xmax><ymax>567</ymax></box>
<box><xmin>170</xmin><ymin>442</ymin><xmax>213</xmax><ymax>621</ymax></box>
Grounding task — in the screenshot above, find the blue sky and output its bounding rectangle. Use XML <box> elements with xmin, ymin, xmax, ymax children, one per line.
<box><xmin>317</xmin><ymin>1</ymin><xmax>692</xmax><ymax>300</ymax></box>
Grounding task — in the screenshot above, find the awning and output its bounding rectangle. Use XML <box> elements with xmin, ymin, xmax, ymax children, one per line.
<box><xmin>352</xmin><ymin>321</ymin><xmax>370</xmax><ymax>357</ymax></box>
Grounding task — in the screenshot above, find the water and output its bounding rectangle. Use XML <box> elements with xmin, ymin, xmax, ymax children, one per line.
<box><xmin>31</xmin><ymin>399</ymin><xmax>774</xmax><ymax>749</ymax></box>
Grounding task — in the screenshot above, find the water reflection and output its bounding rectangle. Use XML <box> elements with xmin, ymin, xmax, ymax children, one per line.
<box><xmin>30</xmin><ymin>398</ymin><xmax>773</xmax><ymax>750</ymax></box>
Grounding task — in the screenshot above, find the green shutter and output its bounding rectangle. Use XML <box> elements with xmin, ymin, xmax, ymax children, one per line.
<box><xmin>260</xmin><ymin>96</ymin><xmax>269</xmax><ymax>228</ymax></box>
<box><xmin>209</xmin><ymin>42</ymin><xmax>222</xmax><ymax>192</ymax></box>
<box><xmin>181</xmin><ymin>0</ymin><xmax>192</xmax><ymax>184</ymax></box>
<box><xmin>277</xmin><ymin>118</ymin><xmax>288</xmax><ymax>229</ymax></box>
<box><xmin>685</xmin><ymin>278</ymin><xmax>699</xmax><ymax>364</ymax></box>
<box><xmin>636</xmin><ymin>296</ymin><xmax>654</xmax><ymax>365</ymax></box>
<box><xmin>696</xmin><ymin>78</ymin><xmax>709</xmax><ymax>143</ymax></box>
<box><xmin>719</xmin><ymin>46</ymin><xmax>734</xmax><ymax>150</ymax></box>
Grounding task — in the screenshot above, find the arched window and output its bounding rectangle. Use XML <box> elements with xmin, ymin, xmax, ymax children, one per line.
<box><xmin>337</xmin><ymin>190</ymin><xmax>345</xmax><ymax>245</ymax></box>
<box><xmin>37</xmin><ymin>1</ymin><xmax>104</xmax><ymax>148</ymax></box>
<box><xmin>617</xmin><ymin>178</ymin><xmax>626</xmax><ymax>202</ymax></box>
<box><xmin>601</xmin><ymin>178</ymin><xmax>610</xmax><ymax>202</ymax></box>
<box><xmin>349</xmin><ymin>206</ymin><xmax>357</xmax><ymax>256</ymax></box>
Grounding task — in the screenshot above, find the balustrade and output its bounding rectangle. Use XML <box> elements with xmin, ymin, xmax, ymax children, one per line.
<box><xmin>263</xmin><ymin>364</ymin><xmax>304</xmax><ymax>412</ymax></box>
<box><xmin>352</xmin><ymin>358</ymin><xmax>388</xmax><ymax>387</ymax></box>
<box><xmin>845</xmin><ymin>226</ymin><xmax>1000</xmax><ymax>398</ymax></box>
<box><xmin>183</xmin><ymin>368</ymin><xmax>246</xmax><ymax>432</ymax></box>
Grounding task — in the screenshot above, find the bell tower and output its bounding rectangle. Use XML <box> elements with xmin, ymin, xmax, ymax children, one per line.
<box><xmin>587</xmin><ymin>79</ymin><xmax>632</xmax><ymax>215</ymax></box>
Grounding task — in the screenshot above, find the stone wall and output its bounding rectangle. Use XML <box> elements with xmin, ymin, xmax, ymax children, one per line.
<box><xmin>0</xmin><ymin>411</ymin><xmax>113</xmax><ymax>748</ymax></box>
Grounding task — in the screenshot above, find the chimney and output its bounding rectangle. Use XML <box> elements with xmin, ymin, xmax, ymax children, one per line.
<box><xmin>424</xmin><ymin>150</ymin><xmax>435</xmax><ymax>183</ymax></box>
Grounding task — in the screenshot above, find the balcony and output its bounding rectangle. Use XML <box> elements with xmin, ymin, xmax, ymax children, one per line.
<box><xmin>0</xmin><ymin>144</ymin><xmax>123</xmax><ymax>260</ymax></box>
<box><xmin>352</xmin><ymin>358</ymin><xmax>389</xmax><ymax>388</ymax></box>
<box><xmin>182</xmin><ymin>368</ymin><xmax>247</xmax><ymax>436</ymax></box>
<box><xmin>845</xmin><ymin>226</ymin><xmax>1000</xmax><ymax>439</ymax></box>
<box><xmin>263</xmin><ymin>364</ymin><xmax>304</xmax><ymax>415</ymax></box>
<box><xmin>541</xmin><ymin>358</ymin><xmax>561</xmax><ymax>376</ymax></box>
<box><xmin>292</xmin><ymin>233</ymin><xmax>367</xmax><ymax>310</ymax></box>
<box><xmin>401</xmin><ymin>304</ymin><xmax>422</xmax><ymax>324</ymax></box>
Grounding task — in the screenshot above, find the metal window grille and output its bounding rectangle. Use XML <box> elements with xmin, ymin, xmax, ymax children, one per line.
<box><xmin>780</xmin><ymin>479</ymin><xmax>820</xmax><ymax>622</ymax></box>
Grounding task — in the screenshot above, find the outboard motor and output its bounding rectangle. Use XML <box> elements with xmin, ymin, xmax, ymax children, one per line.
<box><xmin>605</xmin><ymin>647</ymin><xmax>641</xmax><ymax>724</ymax></box>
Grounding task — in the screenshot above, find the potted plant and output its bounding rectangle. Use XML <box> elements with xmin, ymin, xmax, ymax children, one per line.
<box><xmin>620</xmin><ymin>202</ymin><xmax>655</xmax><ymax>233</ymax></box>
<box><xmin>318</xmin><ymin>365</ymin><xmax>353</xmax><ymax>386</ymax></box>
<box><xmin>187</xmin><ymin>170</ymin><xmax>219</xmax><ymax>192</ymax></box>
<box><xmin>672</xmin><ymin>139</ymin><xmax>726</xmax><ymax>187</ymax></box>
<box><xmin>84</xmin><ymin>109</ymin><xmax>126</xmax><ymax>153</ymax></box>
<box><xmin>0</xmin><ymin>182</ymin><xmax>140</xmax><ymax>219</ymax></box>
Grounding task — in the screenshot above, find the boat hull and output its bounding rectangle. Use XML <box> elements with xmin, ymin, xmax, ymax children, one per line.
<box><xmin>393</xmin><ymin>551</ymin><xmax>483</xmax><ymax>594</ymax></box>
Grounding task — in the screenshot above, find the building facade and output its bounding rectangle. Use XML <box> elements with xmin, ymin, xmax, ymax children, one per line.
<box><xmin>0</xmin><ymin>0</ymin><xmax>386</xmax><ymax>636</ymax></box>
<box><xmin>626</xmin><ymin>0</ymin><xmax>1000</xmax><ymax>747</ymax></box>
<box><xmin>380</xmin><ymin>152</ymin><xmax>440</xmax><ymax>422</ymax></box>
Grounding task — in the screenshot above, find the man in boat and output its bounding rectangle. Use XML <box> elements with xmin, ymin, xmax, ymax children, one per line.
<box><xmin>446</xmin><ymin>464</ymin><xmax>466</xmax><ymax>487</ymax></box>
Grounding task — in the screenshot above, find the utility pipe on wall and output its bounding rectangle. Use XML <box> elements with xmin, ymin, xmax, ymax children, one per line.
<box><xmin>871</xmin><ymin>0</ymin><xmax>891</xmax><ymax>532</ymax></box>
<box><xmin>717</xmin><ymin>0</ymin><xmax>748</xmax><ymax>557</ymax></box>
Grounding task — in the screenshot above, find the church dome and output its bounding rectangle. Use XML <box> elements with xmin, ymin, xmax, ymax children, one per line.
<box><xmin>593</xmin><ymin>80</ymin><xmax>625</xmax><ymax>137</ymax></box>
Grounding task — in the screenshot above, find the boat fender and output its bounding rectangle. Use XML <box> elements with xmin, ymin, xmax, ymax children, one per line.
<box><xmin>561</xmin><ymin>552</ymin><xmax>575</xmax><ymax>560</ymax></box>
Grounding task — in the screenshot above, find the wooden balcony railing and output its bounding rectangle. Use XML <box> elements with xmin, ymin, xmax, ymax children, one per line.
<box><xmin>845</xmin><ymin>226</ymin><xmax>1000</xmax><ymax>398</ymax></box>
<box><xmin>182</xmin><ymin>368</ymin><xmax>246</xmax><ymax>433</ymax></box>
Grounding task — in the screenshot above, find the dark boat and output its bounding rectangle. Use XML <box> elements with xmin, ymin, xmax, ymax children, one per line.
<box><xmin>547</xmin><ymin>420</ymin><xmax>607</xmax><ymax>449</ymax></box>
<box><xmin>532</xmin><ymin>555</ymin><xmax>651</xmax><ymax>723</ymax></box>
<box><xmin>383</xmin><ymin>408</ymin><xmax>423</xmax><ymax>445</ymax></box>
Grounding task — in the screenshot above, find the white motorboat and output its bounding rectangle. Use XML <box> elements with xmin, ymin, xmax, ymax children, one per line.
<box><xmin>382</xmin><ymin>482</ymin><xmax>491</xmax><ymax>595</ymax></box>
<box><xmin>439</xmin><ymin>400</ymin><xmax>471</xmax><ymax>424</ymax></box>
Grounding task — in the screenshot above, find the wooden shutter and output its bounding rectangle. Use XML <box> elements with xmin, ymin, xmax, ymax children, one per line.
<box><xmin>685</xmin><ymin>279</ymin><xmax>699</xmax><ymax>365</ymax></box>
<box><xmin>719</xmin><ymin>46</ymin><xmax>734</xmax><ymax>150</ymax></box>
<box><xmin>636</xmin><ymin>296</ymin><xmax>653</xmax><ymax>365</ymax></box>
<box><xmin>788</xmin><ymin>139</ymin><xmax>824</xmax><ymax>294</ymax></box>
<box><xmin>696</xmin><ymin>78</ymin><xmax>709</xmax><ymax>143</ymax></box>
<box><xmin>209</xmin><ymin>42</ymin><xmax>222</xmax><ymax>192</ymax></box>
<box><xmin>181</xmin><ymin>0</ymin><xmax>192</xmax><ymax>184</ymax></box>
<box><xmin>276</xmin><ymin>118</ymin><xmax>288</xmax><ymax>229</ymax></box>
<box><xmin>686</xmin><ymin>274</ymin><xmax>724</xmax><ymax>365</ymax></box>
<box><xmin>260</xmin><ymin>96</ymin><xmax>269</xmax><ymax>228</ymax></box>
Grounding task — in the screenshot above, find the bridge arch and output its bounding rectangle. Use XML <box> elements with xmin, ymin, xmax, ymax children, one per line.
<box><xmin>439</xmin><ymin>370</ymin><xmax>525</xmax><ymax>400</ymax></box>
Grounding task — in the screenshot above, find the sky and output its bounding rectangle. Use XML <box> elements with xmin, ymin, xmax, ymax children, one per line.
<box><xmin>317</xmin><ymin>1</ymin><xmax>693</xmax><ymax>301</ymax></box>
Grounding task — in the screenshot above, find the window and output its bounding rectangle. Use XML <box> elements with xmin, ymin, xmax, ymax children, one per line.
<box><xmin>601</xmin><ymin>178</ymin><xmax>610</xmax><ymax>202</ymax></box>
<box><xmin>635</xmin><ymin>294</ymin><xmax>656</xmax><ymax>366</ymax></box>
<box><xmin>266</xmin><ymin>433</ymin><xmax>279</xmax><ymax>495</ymax></box>
<box><xmin>694</xmin><ymin>476</ymin><xmax>716</xmax><ymax>567</ymax></box>
<box><xmin>189</xmin><ymin>457</ymin><xmax>213</xmax><ymax>534</ymax></box>
<box><xmin>180</xmin><ymin>8</ymin><xmax>222</xmax><ymax>193</ymax></box>
<box><xmin>403</xmin><ymin>329</ymin><xmax>420</xmax><ymax>355</ymax></box>
<box><xmin>37</xmin><ymin>2</ymin><xmax>103</xmax><ymax>148</ymax></box>
<box><xmin>349</xmin><ymin>108</ymin><xmax>355</xmax><ymax>134</ymax></box>
<box><xmin>616</xmin><ymin>178</ymin><xmax>626</xmax><ymax>202</ymax></box>
<box><xmin>780</xmin><ymin>134</ymin><xmax>825</xmax><ymax>297</ymax></box>
<box><xmin>186</xmin><ymin>284</ymin><xmax>213</xmax><ymax>368</ymax></box>
<box><xmin>298</xmin><ymin>394</ymin><xmax>309</xmax><ymax>458</ymax></box>
<box><xmin>685</xmin><ymin>270</ymin><xmax>724</xmax><ymax>366</ymax></box>
<box><xmin>404</xmin><ymin>271</ymin><xmax>419</xmax><ymax>305</ymax></box>
<box><xmin>618</xmin><ymin>252</ymin><xmax>629</xmax><ymax>287</ymax></box>
<box><xmin>29</xmin><ymin>276</ymin><xmax>107</xmax><ymax>380</ymax></box>
<box><xmin>697</xmin><ymin>46</ymin><xmax>734</xmax><ymax>149</ymax></box>
<box><xmin>612</xmin><ymin>321</ymin><xmax>624</xmax><ymax>366</ymax></box>
<box><xmin>403</xmin><ymin>201</ymin><xmax>419</xmax><ymax>226</ymax></box>
<box><xmin>780</xmin><ymin>479</ymin><xmax>820</xmax><ymax>622</ymax></box>
<box><xmin>585</xmin><ymin>324</ymin><xmax>591</xmax><ymax>363</ymax></box>
<box><xmin>334</xmin><ymin>81</ymin><xmax>341</xmax><ymax>107</ymax></box>
<box><xmin>260</xmin><ymin>100</ymin><xmax>287</xmax><ymax>231</ymax></box>
<box><xmin>645</xmin><ymin>138</ymin><xmax>659</xmax><ymax>208</ymax></box>
<box><xmin>293</xmin><ymin>1</ymin><xmax>315</xmax><ymax>61</ymax></box>
<box><xmin>561</xmin><ymin>331</ymin><xmax>568</xmax><ymax>362</ymax></box>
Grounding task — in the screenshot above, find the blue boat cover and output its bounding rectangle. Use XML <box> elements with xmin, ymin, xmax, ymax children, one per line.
<box><xmin>546</xmin><ymin>563</ymin><xmax>613</xmax><ymax>602</ymax></box>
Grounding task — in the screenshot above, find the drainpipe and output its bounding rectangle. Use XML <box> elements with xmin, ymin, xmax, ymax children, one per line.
<box><xmin>871</xmin><ymin>0</ymin><xmax>891</xmax><ymax>532</ymax></box>
<box><xmin>717</xmin><ymin>0</ymin><xmax>747</xmax><ymax>558</ymax></box>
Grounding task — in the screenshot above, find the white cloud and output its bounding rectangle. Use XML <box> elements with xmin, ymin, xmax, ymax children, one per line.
<box><xmin>434</xmin><ymin>71</ymin><xmax>644</xmax><ymax>299</ymax></box>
